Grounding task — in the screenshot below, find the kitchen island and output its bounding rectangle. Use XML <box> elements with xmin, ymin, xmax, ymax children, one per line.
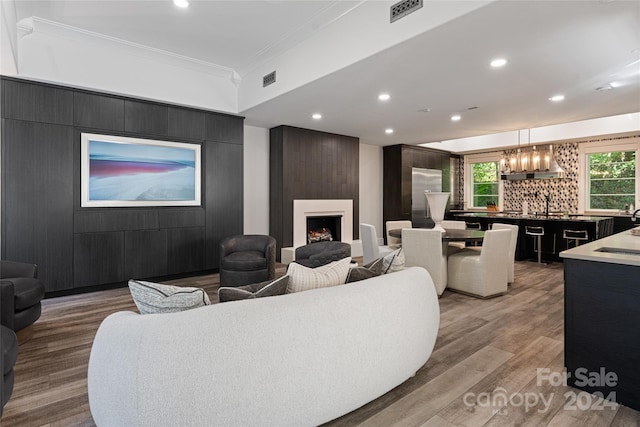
<box><xmin>451</xmin><ymin>212</ymin><xmax>615</xmax><ymax>261</ymax></box>
<box><xmin>560</xmin><ymin>226</ymin><xmax>640</xmax><ymax>411</ymax></box>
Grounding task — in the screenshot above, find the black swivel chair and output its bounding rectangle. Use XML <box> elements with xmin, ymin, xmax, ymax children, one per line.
<box><xmin>219</xmin><ymin>235</ymin><xmax>276</xmax><ymax>287</ymax></box>
<box><xmin>1</xmin><ymin>260</ymin><xmax>45</xmax><ymax>332</ymax></box>
<box><xmin>1</xmin><ymin>303</ymin><xmax>19</xmax><ymax>415</ymax></box>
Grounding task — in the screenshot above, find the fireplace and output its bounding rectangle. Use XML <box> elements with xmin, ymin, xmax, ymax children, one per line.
<box><xmin>293</xmin><ymin>200</ymin><xmax>353</xmax><ymax>248</ymax></box>
<box><xmin>307</xmin><ymin>215</ymin><xmax>342</xmax><ymax>244</ymax></box>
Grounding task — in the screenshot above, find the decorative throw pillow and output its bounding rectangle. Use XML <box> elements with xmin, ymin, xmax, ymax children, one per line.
<box><xmin>345</xmin><ymin>258</ymin><xmax>384</xmax><ymax>283</ymax></box>
<box><xmin>382</xmin><ymin>248</ymin><xmax>405</xmax><ymax>274</ymax></box>
<box><xmin>128</xmin><ymin>280</ymin><xmax>211</xmax><ymax>314</ymax></box>
<box><xmin>218</xmin><ymin>275</ymin><xmax>289</xmax><ymax>303</ymax></box>
<box><xmin>286</xmin><ymin>257</ymin><xmax>352</xmax><ymax>293</ymax></box>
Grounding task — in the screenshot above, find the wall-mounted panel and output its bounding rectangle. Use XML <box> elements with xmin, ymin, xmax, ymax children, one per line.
<box><xmin>2</xmin><ymin>77</ymin><xmax>244</xmax><ymax>294</ymax></box>
<box><xmin>74</xmin><ymin>92</ymin><xmax>124</xmax><ymax>131</ymax></box>
<box><xmin>158</xmin><ymin>208</ymin><xmax>206</xmax><ymax>229</ymax></box>
<box><xmin>168</xmin><ymin>107</ymin><xmax>205</xmax><ymax>140</ymax></box>
<box><xmin>2</xmin><ymin>79</ymin><xmax>73</xmax><ymax>125</ymax></box>
<box><xmin>125</xmin><ymin>230</ymin><xmax>168</xmax><ymax>279</ymax></box>
<box><xmin>73</xmin><ymin>232</ymin><xmax>125</xmax><ymax>287</ymax></box>
<box><xmin>2</xmin><ymin>119</ymin><xmax>74</xmax><ymax>291</ymax></box>
<box><xmin>74</xmin><ymin>210</ymin><xmax>159</xmax><ymax>233</ymax></box>
<box><xmin>206</xmin><ymin>141</ymin><xmax>243</xmax><ymax>269</ymax></box>
<box><xmin>167</xmin><ymin>227</ymin><xmax>205</xmax><ymax>274</ymax></box>
<box><xmin>124</xmin><ymin>100</ymin><xmax>168</xmax><ymax>136</ymax></box>
<box><xmin>205</xmin><ymin>113</ymin><xmax>243</xmax><ymax>144</ymax></box>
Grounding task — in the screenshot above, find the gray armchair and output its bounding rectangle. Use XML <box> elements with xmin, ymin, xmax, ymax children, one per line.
<box><xmin>1</xmin><ymin>260</ymin><xmax>45</xmax><ymax>332</ymax></box>
<box><xmin>219</xmin><ymin>235</ymin><xmax>276</xmax><ymax>287</ymax></box>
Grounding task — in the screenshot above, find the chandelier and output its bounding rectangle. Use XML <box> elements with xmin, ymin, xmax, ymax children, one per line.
<box><xmin>499</xmin><ymin>130</ymin><xmax>564</xmax><ymax>179</ymax></box>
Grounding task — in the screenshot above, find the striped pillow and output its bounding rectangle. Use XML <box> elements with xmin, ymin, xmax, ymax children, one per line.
<box><xmin>128</xmin><ymin>280</ymin><xmax>211</xmax><ymax>314</ymax></box>
<box><xmin>286</xmin><ymin>257</ymin><xmax>352</xmax><ymax>293</ymax></box>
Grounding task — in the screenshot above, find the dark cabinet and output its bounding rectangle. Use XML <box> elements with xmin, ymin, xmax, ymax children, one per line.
<box><xmin>383</xmin><ymin>144</ymin><xmax>459</xmax><ymax>232</ymax></box>
<box><xmin>1</xmin><ymin>119</ymin><xmax>74</xmax><ymax>292</ymax></box>
<box><xmin>74</xmin><ymin>92</ymin><xmax>124</xmax><ymax>131</ymax></box>
<box><xmin>206</xmin><ymin>142</ymin><xmax>244</xmax><ymax>269</ymax></box>
<box><xmin>124</xmin><ymin>100</ymin><xmax>168</xmax><ymax>136</ymax></box>
<box><xmin>74</xmin><ymin>232</ymin><xmax>125</xmax><ymax>288</ymax></box>
<box><xmin>2</xmin><ymin>79</ymin><xmax>73</xmax><ymax>125</ymax></box>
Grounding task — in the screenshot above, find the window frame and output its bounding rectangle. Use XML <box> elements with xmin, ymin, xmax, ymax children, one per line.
<box><xmin>464</xmin><ymin>152</ymin><xmax>504</xmax><ymax>210</ymax></box>
<box><xmin>578</xmin><ymin>139</ymin><xmax>640</xmax><ymax>214</ymax></box>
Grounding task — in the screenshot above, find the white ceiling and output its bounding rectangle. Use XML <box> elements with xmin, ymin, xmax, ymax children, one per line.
<box><xmin>11</xmin><ymin>0</ymin><xmax>640</xmax><ymax>148</ymax></box>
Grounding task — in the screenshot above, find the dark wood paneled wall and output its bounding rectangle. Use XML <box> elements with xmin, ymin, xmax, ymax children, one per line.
<box><xmin>269</xmin><ymin>126</ymin><xmax>359</xmax><ymax>259</ymax></box>
<box><xmin>1</xmin><ymin>77</ymin><xmax>244</xmax><ymax>294</ymax></box>
<box><xmin>383</xmin><ymin>144</ymin><xmax>458</xmax><ymax>233</ymax></box>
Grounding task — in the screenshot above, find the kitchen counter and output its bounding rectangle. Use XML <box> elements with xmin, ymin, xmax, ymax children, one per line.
<box><xmin>449</xmin><ymin>212</ymin><xmax>616</xmax><ymax>262</ymax></box>
<box><xmin>560</xmin><ymin>226</ymin><xmax>640</xmax><ymax>267</ymax></box>
<box><xmin>562</xmin><ymin>226</ymin><xmax>640</xmax><ymax>410</ymax></box>
<box><xmin>453</xmin><ymin>212</ymin><xmax>611</xmax><ymax>222</ymax></box>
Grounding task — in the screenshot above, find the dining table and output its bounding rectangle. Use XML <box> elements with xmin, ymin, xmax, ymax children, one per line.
<box><xmin>388</xmin><ymin>227</ymin><xmax>485</xmax><ymax>244</ymax></box>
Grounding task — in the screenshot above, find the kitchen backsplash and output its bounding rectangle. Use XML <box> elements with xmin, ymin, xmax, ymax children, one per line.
<box><xmin>503</xmin><ymin>142</ymin><xmax>579</xmax><ymax>213</ymax></box>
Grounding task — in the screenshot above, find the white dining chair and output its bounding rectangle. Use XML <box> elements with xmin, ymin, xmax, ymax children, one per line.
<box><xmin>441</xmin><ymin>220</ymin><xmax>467</xmax><ymax>250</ymax></box>
<box><xmin>360</xmin><ymin>223</ymin><xmax>394</xmax><ymax>265</ymax></box>
<box><xmin>447</xmin><ymin>229</ymin><xmax>511</xmax><ymax>298</ymax></box>
<box><xmin>491</xmin><ymin>223</ymin><xmax>519</xmax><ymax>284</ymax></box>
<box><xmin>385</xmin><ymin>220</ymin><xmax>412</xmax><ymax>249</ymax></box>
<box><xmin>402</xmin><ymin>228</ymin><xmax>447</xmax><ymax>296</ymax></box>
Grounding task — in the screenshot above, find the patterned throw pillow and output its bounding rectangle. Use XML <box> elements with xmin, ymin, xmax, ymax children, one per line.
<box><xmin>345</xmin><ymin>258</ymin><xmax>384</xmax><ymax>283</ymax></box>
<box><xmin>286</xmin><ymin>257</ymin><xmax>352</xmax><ymax>293</ymax></box>
<box><xmin>382</xmin><ymin>248</ymin><xmax>405</xmax><ymax>274</ymax></box>
<box><xmin>128</xmin><ymin>280</ymin><xmax>211</xmax><ymax>314</ymax></box>
<box><xmin>218</xmin><ymin>275</ymin><xmax>289</xmax><ymax>302</ymax></box>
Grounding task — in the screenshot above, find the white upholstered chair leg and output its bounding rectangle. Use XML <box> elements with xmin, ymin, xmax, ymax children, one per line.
<box><xmin>447</xmin><ymin>229</ymin><xmax>511</xmax><ymax>298</ymax></box>
<box><xmin>402</xmin><ymin>228</ymin><xmax>447</xmax><ymax>296</ymax></box>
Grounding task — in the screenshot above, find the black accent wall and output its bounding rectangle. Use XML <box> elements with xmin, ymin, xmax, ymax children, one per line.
<box><xmin>1</xmin><ymin>77</ymin><xmax>244</xmax><ymax>294</ymax></box>
<box><xmin>269</xmin><ymin>125</ymin><xmax>359</xmax><ymax>259</ymax></box>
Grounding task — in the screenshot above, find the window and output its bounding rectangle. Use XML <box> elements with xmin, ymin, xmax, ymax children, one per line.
<box><xmin>464</xmin><ymin>153</ymin><xmax>503</xmax><ymax>209</ymax></box>
<box><xmin>472</xmin><ymin>162</ymin><xmax>499</xmax><ymax>207</ymax></box>
<box><xmin>587</xmin><ymin>151</ymin><xmax>636</xmax><ymax>210</ymax></box>
<box><xmin>579</xmin><ymin>139</ymin><xmax>640</xmax><ymax>213</ymax></box>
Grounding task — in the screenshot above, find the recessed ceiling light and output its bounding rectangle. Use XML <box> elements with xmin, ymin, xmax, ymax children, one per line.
<box><xmin>490</xmin><ymin>58</ymin><xmax>507</xmax><ymax>68</ymax></box>
<box><xmin>596</xmin><ymin>85</ymin><xmax>613</xmax><ymax>91</ymax></box>
<box><xmin>385</xmin><ymin>128</ymin><xmax>394</xmax><ymax>134</ymax></box>
<box><xmin>609</xmin><ymin>81</ymin><xmax>622</xmax><ymax>88</ymax></box>
<box><xmin>378</xmin><ymin>93</ymin><xmax>391</xmax><ymax>101</ymax></box>
<box><xmin>451</xmin><ymin>114</ymin><xmax>461</xmax><ymax>121</ymax></box>
<box><xmin>174</xmin><ymin>0</ymin><xmax>189</xmax><ymax>8</ymax></box>
<box><xmin>312</xmin><ymin>113</ymin><xmax>322</xmax><ymax>120</ymax></box>
<box><xmin>549</xmin><ymin>94</ymin><xmax>565</xmax><ymax>102</ymax></box>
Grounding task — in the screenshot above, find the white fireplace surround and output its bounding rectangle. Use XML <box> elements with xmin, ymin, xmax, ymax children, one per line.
<box><xmin>293</xmin><ymin>199</ymin><xmax>353</xmax><ymax>248</ymax></box>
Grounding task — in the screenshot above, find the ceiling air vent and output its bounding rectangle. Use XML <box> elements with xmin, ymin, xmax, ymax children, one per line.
<box><xmin>390</xmin><ymin>0</ymin><xmax>423</xmax><ymax>23</ymax></box>
<box><xmin>263</xmin><ymin>71</ymin><xmax>276</xmax><ymax>88</ymax></box>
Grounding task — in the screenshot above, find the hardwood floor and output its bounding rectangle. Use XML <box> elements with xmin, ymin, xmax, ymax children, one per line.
<box><xmin>2</xmin><ymin>260</ymin><xmax>639</xmax><ymax>426</ymax></box>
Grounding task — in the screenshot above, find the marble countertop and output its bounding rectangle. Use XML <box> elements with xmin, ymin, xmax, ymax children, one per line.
<box><xmin>453</xmin><ymin>212</ymin><xmax>612</xmax><ymax>222</ymax></box>
<box><xmin>560</xmin><ymin>226</ymin><xmax>640</xmax><ymax>267</ymax></box>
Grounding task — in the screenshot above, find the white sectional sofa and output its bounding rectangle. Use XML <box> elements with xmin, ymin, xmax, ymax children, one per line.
<box><xmin>88</xmin><ymin>267</ymin><xmax>440</xmax><ymax>426</ymax></box>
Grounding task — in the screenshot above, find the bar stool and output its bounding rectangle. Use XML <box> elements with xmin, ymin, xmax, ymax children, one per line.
<box><xmin>563</xmin><ymin>229</ymin><xmax>589</xmax><ymax>249</ymax></box>
<box><xmin>525</xmin><ymin>225</ymin><xmax>545</xmax><ymax>264</ymax></box>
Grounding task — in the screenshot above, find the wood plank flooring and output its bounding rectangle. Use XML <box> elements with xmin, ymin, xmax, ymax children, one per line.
<box><xmin>2</xmin><ymin>260</ymin><xmax>639</xmax><ymax>426</ymax></box>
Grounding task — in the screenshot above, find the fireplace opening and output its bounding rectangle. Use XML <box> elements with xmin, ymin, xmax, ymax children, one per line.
<box><xmin>307</xmin><ymin>216</ymin><xmax>342</xmax><ymax>244</ymax></box>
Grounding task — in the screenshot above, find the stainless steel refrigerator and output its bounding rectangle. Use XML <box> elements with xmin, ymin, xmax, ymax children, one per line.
<box><xmin>411</xmin><ymin>167</ymin><xmax>442</xmax><ymax>228</ymax></box>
